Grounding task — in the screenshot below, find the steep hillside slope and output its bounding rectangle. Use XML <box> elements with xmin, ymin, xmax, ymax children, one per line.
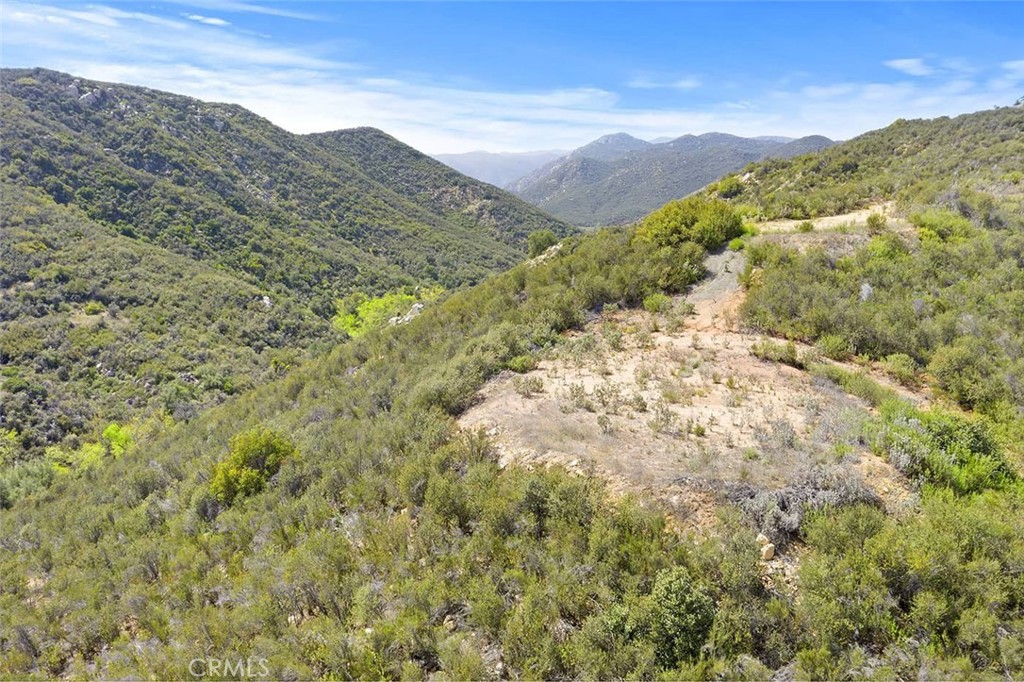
<box><xmin>0</xmin><ymin>68</ymin><xmax>572</xmax><ymax>461</ymax></box>
<box><xmin>511</xmin><ymin>132</ymin><xmax>833</xmax><ymax>226</ymax></box>
<box><xmin>1</xmin><ymin>68</ymin><xmax>572</xmax><ymax>302</ymax></box>
<box><xmin>308</xmin><ymin>128</ymin><xmax>567</xmax><ymax>246</ymax></box>
<box><xmin>718</xmin><ymin>107</ymin><xmax>1024</xmax><ymax>220</ymax></box>
<box><xmin>2</xmin><ymin>190</ymin><xmax>1021</xmax><ymax>680</ymax></box>
<box><xmin>432</xmin><ymin>149</ymin><xmax>564</xmax><ymax>188</ymax></box>
<box><xmin>1</xmin><ymin>183</ymin><xmax>332</xmax><ymax>459</ymax></box>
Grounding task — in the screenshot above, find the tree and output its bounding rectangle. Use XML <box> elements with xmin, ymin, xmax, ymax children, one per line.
<box><xmin>528</xmin><ymin>229</ymin><xmax>558</xmax><ymax>257</ymax></box>
<box><xmin>210</xmin><ymin>428</ymin><xmax>296</xmax><ymax>505</ymax></box>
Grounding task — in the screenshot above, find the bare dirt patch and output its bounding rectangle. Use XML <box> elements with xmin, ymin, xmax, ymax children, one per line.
<box><xmin>461</xmin><ymin>224</ymin><xmax>921</xmax><ymax>537</ymax></box>
<box><xmin>755</xmin><ymin>201</ymin><xmax>897</xmax><ymax>233</ymax></box>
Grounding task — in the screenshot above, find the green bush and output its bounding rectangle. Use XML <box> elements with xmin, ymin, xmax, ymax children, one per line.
<box><xmin>815</xmin><ymin>333</ymin><xmax>853</xmax><ymax>361</ymax></box>
<box><xmin>750</xmin><ymin>339</ymin><xmax>802</xmax><ymax>368</ymax></box>
<box><xmin>507</xmin><ymin>354</ymin><xmax>537</xmax><ymax>373</ymax></box>
<box><xmin>643</xmin><ymin>292</ymin><xmax>672</xmax><ymax>314</ymax></box>
<box><xmin>635</xmin><ymin>197</ymin><xmax>743</xmax><ymax>250</ymax></box>
<box><xmin>882</xmin><ymin>353</ymin><xmax>919</xmax><ymax>386</ymax></box>
<box><xmin>646</xmin><ymin>566</ymin><xmax>716</xmax><ymax>668</ymax></box>
<box><xmin>528</xmin><ymin>229</ymin><xmax>559</xmax><ymax>257</ymax></box>
<box><xmin>928</xmin><ymin>338</ymin><xmax>1007</xmax><ymax>410</ymax></box>
<box><xmin>209</xmin><ymin>428</ymin><xmax>296</xmax><ymax>505</ymax></box>
<box><xmin>874</xmin><ymin>402</ymin><xmax>1014</xmax><ymax>494</ymax></box>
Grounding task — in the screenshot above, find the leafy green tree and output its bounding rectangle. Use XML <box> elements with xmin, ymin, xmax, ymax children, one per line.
<box><xmin>528</xmin><ymin>229</ymin><xmax>559</xmax><ymax>257</ymax></box>
<box><xmin>209</xmin><ymin>429</ymin><xmax>296</xmax><ymax>505</ymax></box>
<box><xmin>101</xmin><ymin>423</ymin><xmax>132</xmax><ymax>458</ymax></box>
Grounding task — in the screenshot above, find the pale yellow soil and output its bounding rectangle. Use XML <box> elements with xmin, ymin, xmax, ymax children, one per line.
<box><xmin>755</xmin><ymin>201</ymin><xmax>897</xmax><ymax>233</ymax></box>
<box><xmin>459</xmin><ymin>224</ymin><xmax>924</xmax><ymax>537</ymax></box>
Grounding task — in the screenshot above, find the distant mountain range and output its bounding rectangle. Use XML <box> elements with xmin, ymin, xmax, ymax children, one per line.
<box><xmin>506</xmin><ymin>132</ymin><xmax>835</xmax><ymax>225</ymax></box>
<box><xmin>432</xmin><ymin>149</ymin><xmax>566</xmax><ymax>188</ymax></box>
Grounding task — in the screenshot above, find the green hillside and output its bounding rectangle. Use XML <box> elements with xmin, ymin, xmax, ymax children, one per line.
<box><xmin>0</xmin><ymin>68</ymin><xmax>571</xmax><ymax>466</ymax></box>
<box><xmin>1</xmin><ymin>68</ymin><xmax>571</xmax><ymax>301</ymax></box>
<box><xmin>1</xmin><ymin>183</ymin><xmax>331</xmax><ymax>462</ymax></box>
<box><xmin>717</xmin><ymin>106</ymin><xmax>1024</xmax><ymax>220</ymax></box>
<box><xmin>0</xmin><ymin>204</ymin><xmax>723</xmax><ymax>679</ymax></box>
<box><xmin>2</xmin><ymin>74</ymin><xmax>1023</xmax><ymax>680</ymax></box>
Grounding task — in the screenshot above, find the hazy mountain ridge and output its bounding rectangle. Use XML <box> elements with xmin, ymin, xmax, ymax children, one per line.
<box><xmin>432</xmin><ymin>149</ymin><xmax>566</xmax><ymax>188</ymax></box>
<box><xmin>510</xmin><ymin>131</ymin><xmax>834</xmax><ymax>225</ymax></box>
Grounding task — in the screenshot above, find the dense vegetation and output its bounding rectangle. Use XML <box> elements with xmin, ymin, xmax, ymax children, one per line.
<box><xmin>0</xmin><ymin>183</ymin><xmax>331</xmax><ymax>467</ymax></box>
<box><xmin>740</xmin><ymin>202</ymin><xmax>1024</xmax><ymax>451</ymax></box>
<box><xmin>0</xmin><ymin>68</ymin><xmax>571</xmax><ymax>470</ymax></box>
<box><xmin>1</xmin><ymin>69</ymin><xmax>571</xmax><ymax>302</ymax></box>
<box><xmin>1</xmin><ymin>204</ymin><xmax>728</xmax><ymax>679</ymax></box>
<box><xmin>3</xmin><ymin>72</ymin><xmax>1023</xmax><ymax>678</ymax></box>
<box><xmin>728</xmin><ymin>107</ymin><xmax>1024</xmax><ymax>678</ymax></box>
<box><xmin>718</xmin><ymin>106</ymin><xmax>1024</xmax><ymax>220</ymax></box>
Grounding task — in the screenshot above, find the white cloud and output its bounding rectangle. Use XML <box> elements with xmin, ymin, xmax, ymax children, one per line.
<box><xmin>185</xmin><ymin>14</ymin><xmax>230</xmax><ymax>26</ymax></box>
<box><xmin>2</xmin><ymin>1</ymin><xmax>1021</xmax><ymax>153</ymax></box>
<box><xmin>164</xmin><ymin>0</ymin><xmax>321</xmax><ymax>21</ymax></box>
<box><xmin>672</xmin><ymin>78</ymin><xmax>702</xmax><ymax>90</ymax></box>
<box><xmin>1002</xmin><ymin>60</ymin><xmax>1024</xmax><ymax>79</ymax></box>
<box><xmin>627</xmin><ymin>76</ymin><xmax>701</xmax><ymax>90</ymax></box>
<box><xmin>884</xmin><ymin>58</ymin><xmax>934</xmax><ymax>77</ymax></box>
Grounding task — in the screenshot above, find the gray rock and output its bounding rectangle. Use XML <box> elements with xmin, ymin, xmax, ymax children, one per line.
<box><xmin>79</xmin><ymin>91</ymin><xmax>98</xmax><ymax>106</ymax></box>
<box><xmin>860</xmin><ymin>282</ymin><xmax>874</xmax><ymax>302</ymax></box>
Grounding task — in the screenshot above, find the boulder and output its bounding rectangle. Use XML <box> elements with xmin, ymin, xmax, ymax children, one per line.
<box><xmin>760</xmin><ymin>543</ymin><xmax>776</xmax><ymax>561</ymax></box>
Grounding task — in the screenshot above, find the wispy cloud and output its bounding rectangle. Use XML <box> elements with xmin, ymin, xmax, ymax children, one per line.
<box><xmin>163</xmin><ymin>0</ymin><xmax>321</xmax><ymax>21</ymax></box>
<box><xmin>185</xmin><ymin>13</ymin><xmax>230</xmax><ymax>27</ymax></box>
<box><xmin>2</xmin><ymin>1</ymin><xmax>1021</xmax><ymax>153</ymax></box>
<box><xmin>627</xmin><ymin>76</ymin><xmax>702</xmax><ymax>90</ymax></box>
<box><xmin>884</xmin><ymin>58</ymin><xmax>933</xmax><ymax>77</ymax></box>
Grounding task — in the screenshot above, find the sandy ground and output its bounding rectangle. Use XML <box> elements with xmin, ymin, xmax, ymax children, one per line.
<box><xmin>459</xmin><ymin>220</ymin><xmax>922</xmax><ymax>534</ymax></box>
<box><xmin>755</xmin><ymin>202</ymin><xmax>897</xmax><ymax>233</ymax></box>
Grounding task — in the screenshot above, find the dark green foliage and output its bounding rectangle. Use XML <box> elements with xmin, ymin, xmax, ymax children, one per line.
<box><xmin>0</xmin><ymin>67</ymin><xmax>572</xmax><ymax>465</ymax></box>
<box><xmin>527</xmin><ymin>228</ymin><xmax>559</xmax><ymax>257</ymax></box>
<box><xmin>647</xmin><ymin>566</ymin><xmax>716</xmax><ymax>667</ymax></box>
<box><xmin>1</xmin><ymin>69</ymin><xmax>571</xmax><ymax>300</ymax></box>
<box><xmin>0</xmin><ymin>183</ymin><xmax>330</xmax><ymax>465</ymax></box>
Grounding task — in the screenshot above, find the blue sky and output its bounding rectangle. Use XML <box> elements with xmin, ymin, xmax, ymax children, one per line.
<box><xmin>3</xmin><ymin>1</ymin><xmax>1023</xmax><ymax>153</ymax></box>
